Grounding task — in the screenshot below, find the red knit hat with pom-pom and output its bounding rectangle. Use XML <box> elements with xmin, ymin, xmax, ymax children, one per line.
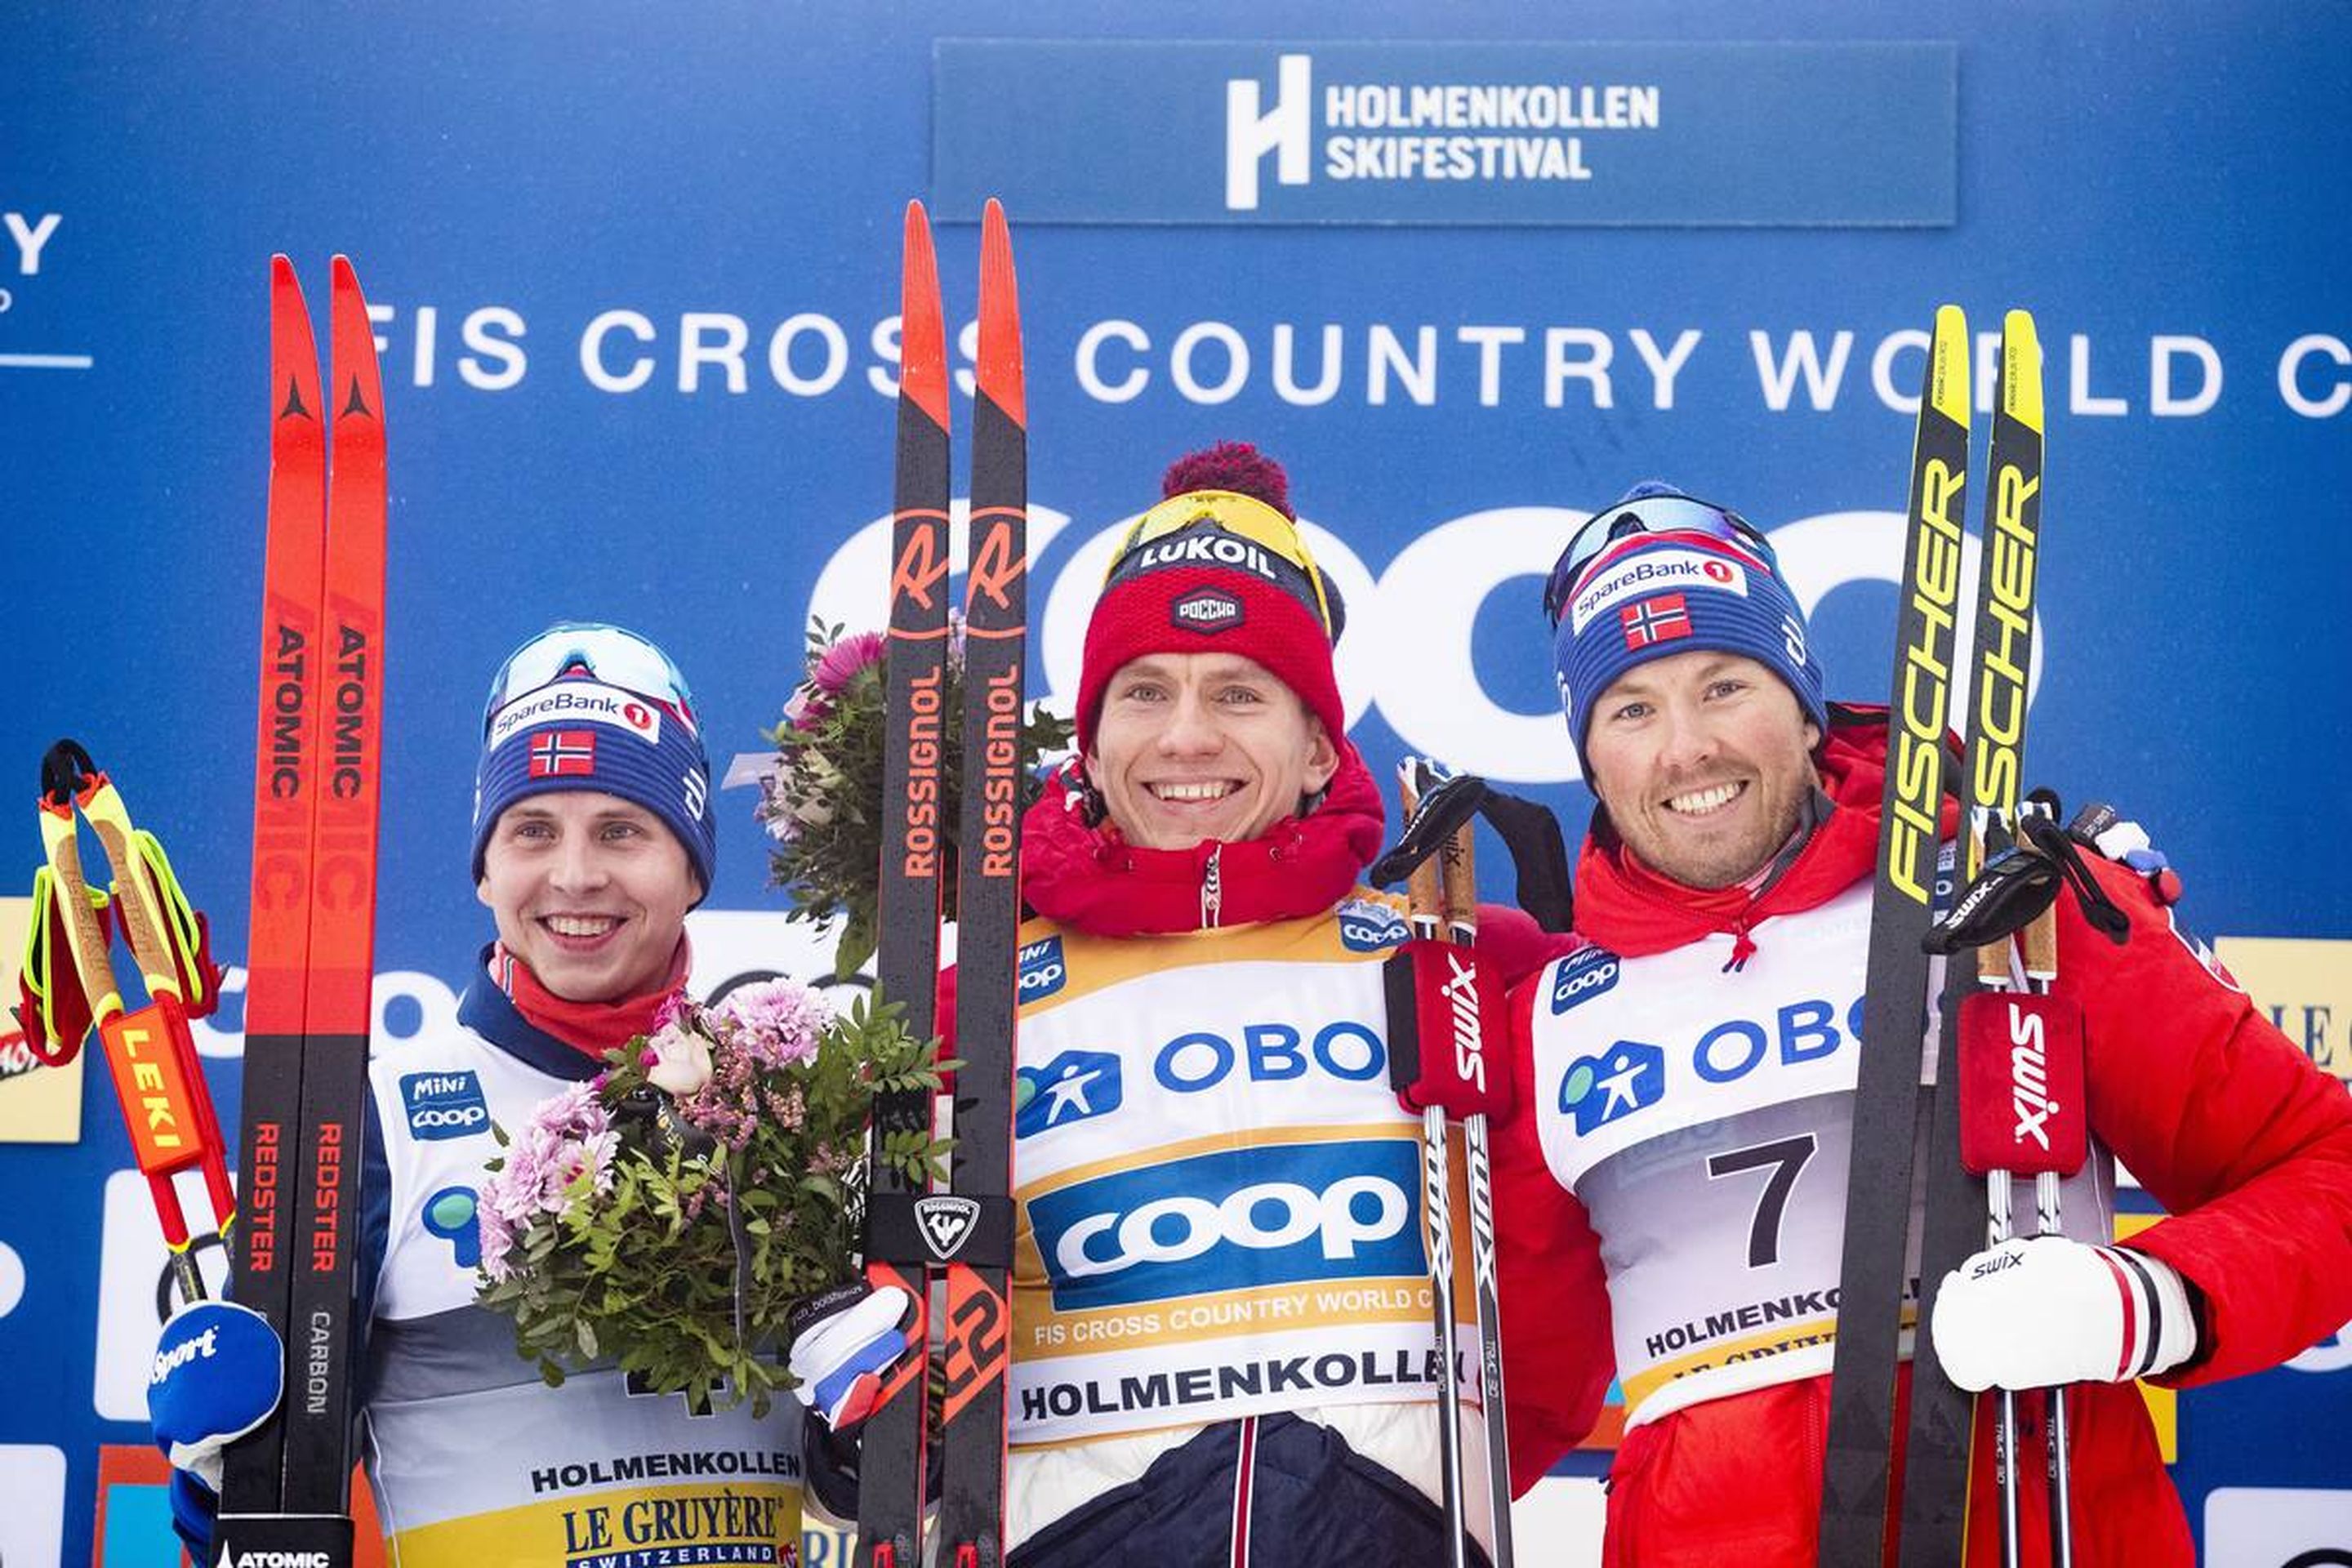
<box><xmin>1076</xmin><ymin>442</ymin><xmax>1348</xmax><ymax>755</ymax></box>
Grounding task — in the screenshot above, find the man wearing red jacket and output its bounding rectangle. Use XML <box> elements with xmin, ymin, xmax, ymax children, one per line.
<box><xmin>1494</xmin><ymin>483</ymin><xmax>2352</xmax><ymax>1566</ymax></box>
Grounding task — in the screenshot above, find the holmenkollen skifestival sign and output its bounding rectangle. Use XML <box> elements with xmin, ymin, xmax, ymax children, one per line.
<box><xmin>2</xmin><ymin>7</ymin><xmax>2347</xmax><ymax>1566</ymax></box>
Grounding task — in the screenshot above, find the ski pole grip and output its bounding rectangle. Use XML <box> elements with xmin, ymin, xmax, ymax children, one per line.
<box><xmin>1383</xmin><ymin>938</ymin><xmax>1512</xmax><ymax>1120</ymax></box>
<box><xmin>1955</xmin><ymin>991</ymin><xmax>2088</xmax><ymax>1178</ymax></box>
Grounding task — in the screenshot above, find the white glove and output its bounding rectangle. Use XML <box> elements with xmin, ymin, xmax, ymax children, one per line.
<box><xmin>1931</xmin><ymin>1235</ymin><xmax>2199</xmax><ymax>1392</ymax></box>
<box><xmin>787</xmin><ymin>1284</ymin><xmax>916</xmax><ymax>1429</ymax></box>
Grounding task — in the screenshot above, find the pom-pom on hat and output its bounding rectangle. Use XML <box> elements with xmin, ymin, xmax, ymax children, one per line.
<box><xmin>471</xmin><ymin>621</ymin><xmax>718</xmax><ymax>901</ymax></box>
<box><xmin>1549</xmin><ymin>483</ymin><xmax>1828</xmax><ymax>770</ymax></box>
<box><xmin>1076</xmin><ymin>443</ymin><xmax>1348</xmax><ymax>755</ymax></box>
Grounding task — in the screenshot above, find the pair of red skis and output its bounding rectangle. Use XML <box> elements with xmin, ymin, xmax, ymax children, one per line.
<box><xmin>220</xmin><ymin>255</ymin><xmax>389</xmax><ymax>1564</ymax></box>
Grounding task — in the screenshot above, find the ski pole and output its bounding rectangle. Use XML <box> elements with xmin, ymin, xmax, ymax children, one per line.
<box><xmin>2013</xmin><ymin>804</ymin><xmax>2077</xmax><ymax>1568</ymax></box>
<box><xmin>34</xmin><ymin>740</ymin><xmax>231</xmax><ymax>1306</ymax></box>
<box><xmin>1396</xmin><ymin>761</ymin><xmax>1470</xmax><ymax>1568</ymax></box>
<box><xmin>1419</xmin><ymin>757</ymin><xmax>1515</xmax><ymax>1568</ymax></box>
<box><xmin>1953</xmin><ymin>810</ymin><xmax>2088</xmax><ymax>1568</ymax></box>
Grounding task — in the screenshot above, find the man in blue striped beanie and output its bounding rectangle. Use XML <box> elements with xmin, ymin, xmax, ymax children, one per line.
<box><xmin>1546</xmin><ymin>482</ymin><xmax>1827</xmax><ymax>890</ymax></box>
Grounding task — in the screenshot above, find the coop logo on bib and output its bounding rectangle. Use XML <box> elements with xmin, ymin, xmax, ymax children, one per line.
<box><xmin>401</xmin><ymin>1071</ymin><xmax>491</xmax><ymax>1140</ymax></box>
<box><xmin>1018</xmin><ymin>935</ymin><xmax>1068</xmax><ymax>1000</ymax></box>
<box><xmin>1027</xmin><ymin>1138</ymin><xmax>1423</xmax><ymax>1311</ymax></box>
<box><xmin>1550</xmin><ymin>947</ymin><xmax>1622</xmax><ymax>1013</ymax></box>
<box><xmin>1336</xmin><ymin>898</ymin><xmax>1410</xmax><ymax>952</ymax></box>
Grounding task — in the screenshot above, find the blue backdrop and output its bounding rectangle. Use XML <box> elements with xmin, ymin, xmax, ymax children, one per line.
<box><xmin>3</xmin><ymin>5</ymin><xmax>2347</xmax><ymax>1564</ymax></box>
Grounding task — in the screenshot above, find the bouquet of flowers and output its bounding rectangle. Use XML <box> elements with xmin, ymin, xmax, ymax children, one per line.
<box><xmin>759</xmin><ymin>617</ymin><xmax>1072</xmax><ymax>977</ymax></box>
<box><xmin>473</xmin><ymin>978</ymin><xmax>951</xmax><ymax>1414</ymax></box>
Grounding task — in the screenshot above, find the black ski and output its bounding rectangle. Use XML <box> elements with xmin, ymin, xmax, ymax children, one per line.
<box><xmin>856</xmin><ymin>198</ymin><xmax>1027</xmax><ymax>1568</ymax></box>
<box><xmin>1897</xmin><ymin>310</ymin><xmax>2048</xmax><ymax>1568</ymax></box>
<box><xmin>855</xmin><ymin>200</ymin><xmax>953</xmax><ymax>1568</ymax></box>
<box><xmin>1817</xmin><ymin>303</ymin><xmax>1971</xmax><ymax>1567</ymax></box>
<box><xmin>934</xmin><ymin>195</ymin><xmax>1026</xmax><ymax>1568</ymax></box>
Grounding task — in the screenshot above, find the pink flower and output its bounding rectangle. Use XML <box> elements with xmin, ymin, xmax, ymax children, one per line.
<box><xmin>782</xmin><ymin>630</ymin><xmax>884</xmax><ymax>733</ymax></box>
<box><xmin>810</xmin><ymin>630</ymin><xmax>884</xmax><ymax>696</ymax></box>
<box><xmin>710</xmin><ymin>978</ymin><xmax>831</xmax><ymax>1070</ymax></box>
<box><xmin>478</xmin><ymin>1204</ymin><xmax>518</xmax><ymax>1282</ymax></box>
<box><xmin>479</xmin><ymin>1083</ymin><xmax>617</xmax><ymax>1237</ymax></box>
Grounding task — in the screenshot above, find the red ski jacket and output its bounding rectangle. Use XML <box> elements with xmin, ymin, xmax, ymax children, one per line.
<box><xmin>1494</xmin><ymin>716</ymin><xmax>2352</xmax><ymax>1567</ymax></box>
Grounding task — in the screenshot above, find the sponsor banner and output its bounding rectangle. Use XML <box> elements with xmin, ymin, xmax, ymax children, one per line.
<box><xmin>2215</xmin><ymin>937</ymin><xmax>2351</xmax><ymax>1082</ymax></box>
<box><xmin>1011</xmin><ymin>1319</ymin><xmax>1463</xmax><ymax>1446</ymax></box>
<box><xmin>487</xmin><ymin>680</ymin><xmax>665</xmax><ymax>751</ymax></box>
<box><xmin>1568</xmin><ymin>547</ymin><xmax>1749</xmax><ymax>634</ymax></box>
<box><xmin>936</xmin><ymin>42</ymin><xmax>1956</xmax><ymax>226</ymax></box>
<box><xmin>2202</xmin><ymin>1485</ymin><xmax>2352</xmax><ymax>1568</ymax></box>
<box><xmin>0</xmin><ymin>893</ymin><xmax>84</xmax><ymax>1144</ymax></box>
<box><xmin>1027</xmin><ymin>1135</ymin><xmax>1425</xmax><ymax>1312</ymax></box>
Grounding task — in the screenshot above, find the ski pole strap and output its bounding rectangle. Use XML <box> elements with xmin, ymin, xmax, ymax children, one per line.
<box><xmin>864</xmin><ymin>1191</ymin><xmax>1016</xmax><ymax>1271</ymax></box>
<box><xmin>125</xmin><ymin>828</ymin><xmax>225</xmax><ymax>1018</ymax></box>
<box><xmin>1369</xmin><ymin>772</ymin><xmax>1574</xmax><ymax>933</ymax></box>
<box><xmin>1381</xmin><ymin>938</ymin><xmax>1513</xmax><ymax>1120</ymax></box>
<box><xmin>17</xmin><ymin>865</ymin><xmax>107</xmax><ymax>1065</ymax></box>
<box><xmin>1923</xmin><ymin>798</ymin><xmax>2132</xmax><ymax>957</ymax></box>
<box><xmin>2018</xmin><ymin>809</ymin><xmax>2131</xmax><ymax>945</ymax></box>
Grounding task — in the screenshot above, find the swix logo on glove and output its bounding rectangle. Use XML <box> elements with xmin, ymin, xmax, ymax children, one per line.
<box><xmin>1028</xmin><ymin>1139</ymin><xmax>1423</xmax><ymax>1310</ymax></box>
<box><xmin>401</xmin><ymin>1071</ymin><xmax>490</xmax><ymax>1141</ymax></box>
<box><xmin>1967</xmin><ymin>1243</ymin><xmax>2028</xmax><ymax>1281</ymax></box>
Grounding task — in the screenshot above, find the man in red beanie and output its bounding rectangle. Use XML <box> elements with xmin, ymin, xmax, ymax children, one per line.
<box><xmin>798</xmin><ymin>444</ymin><xmax>1606</xmax><ymax>1566</ymax></box>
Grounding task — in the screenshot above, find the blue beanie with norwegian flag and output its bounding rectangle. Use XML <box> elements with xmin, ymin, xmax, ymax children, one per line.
<box><xmin>1552</xmin><ymin>488</ymin><xmax>1827</xmax><ymax>768</ymax></box>
<box><xmin>470</xmin><ymin>625</ymin><xmax>718</xmax><ymax>900</ymax></box>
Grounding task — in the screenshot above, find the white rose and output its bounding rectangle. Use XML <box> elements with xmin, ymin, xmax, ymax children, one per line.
<box><xmin>644</xmin><ymin>1027</ymin><xmax>715</xmax><ymax>1097</ymax></box>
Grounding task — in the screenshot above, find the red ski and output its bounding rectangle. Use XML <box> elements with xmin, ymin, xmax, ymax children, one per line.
<box><xmin>216</xmin><ymin>253</ymin><xmax>388</xmax><ymax>1567</ymax></box>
